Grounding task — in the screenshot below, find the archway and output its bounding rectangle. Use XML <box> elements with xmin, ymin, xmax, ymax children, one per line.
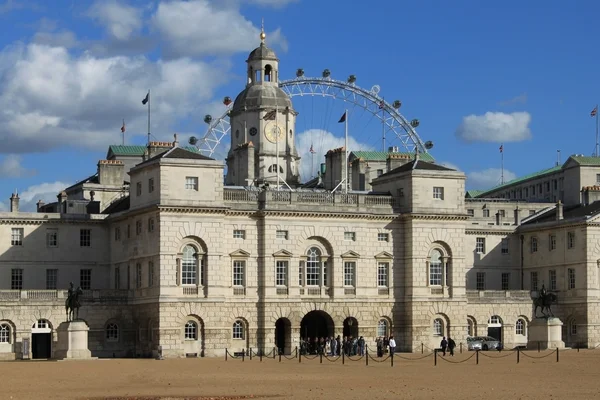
<box><xmin>343</xmin><ymin>317</ymin><xmax>359</xmax><ymax>338</ymax></box>
<box><xmin>300</xmin><ymin>311</ymin><xmax>334</xmax><ymax>340</ymax></box>
<box><xmin>275</xmin><ymin>318</ymin><xmax>291</xmax><ymax>355</ymax></box>
<box><xmin>31</xmin><ymin>319</ymin><xmax>52</xmax><ymax>359</ymax></box>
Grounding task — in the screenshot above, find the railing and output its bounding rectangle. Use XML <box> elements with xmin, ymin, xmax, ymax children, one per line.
<box><xmin>27</xmin><ymin>290</ymin><xmax>58</xmax><ymax>300</ymax></box>
<box><xmin>183</xmin><ymin>286</ymin><xmax>199</xmax><ymax>295</ymax></box>
<box><xmin>466</xmin><ymin>290</ymin><xmax>532</xmax><ymax>300</ymax></box>
<box><xmin>233</xmin><ymin>287</ymin><xmax>246</xmax><ymax>296</ymax></box>
<box><xmin>378</xmin><ymin>287</ymin><xmax>389</xmax><ymax>296</ymax></box>
<box><xmin>0</xmin><ymin>290</ymin><xmax>20</xmax><ymax>300</ymax></box>
<box><xmin>365</xmin><ymin>196</ymin><xmax>395</xmax><ymax>206</ymax></box>
<box><xmin>0</xmin><ymin>289</ymin><xmax>131</xmax><ymax>302</ymax></box>
<box><xmin>344</xmin><ymin>287</ymin><xmax>356</xmax><ymax>295</ymax></box>
<box><xmin>276</xmin><ymin>287</ymin><xmax>288</xmax><ymax>295</ymax></box>
<box><xmin>430</xmin><ymin>288</ymin><xmax>444</xmax><ymax>295</ymax></box>
<box><xmin>223</xmin><ymin>190</ymin><xmax>259</xmax><ymax>202</ymax></box>
<box><xmin>296</xmin><ymin>192</ymin><xmax>334</xmax><ymax>204</ymax></box>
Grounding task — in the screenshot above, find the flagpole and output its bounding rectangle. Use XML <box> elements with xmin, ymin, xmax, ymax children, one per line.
<box><xmin>276</xmin><ymin>106</ymin><xmax>280</xmax><ymax>190</ymax></box>
<box><xmin>596</xmin><ymin>104</ymin><xmax>599</xmax><ymax>157</ymax></box>
<box><xmin>345</xmin><ymin>108</ymin><xmax>349</xmax><ymax>193</ymax></box>
<box><xmin>122</xmin><ymin>119</ymin><xmax>125</xmax><ymax>146</ymax></box>
<box><xmin>381</xmin><ymin>98</ymin><xmax>385</xmax><ymax>152</ymax></box>
<box><xmin>501</xmin><ymin>144</ymin><xmax>504</xmax><ymax>185</ymax></box>
<box><xmin>147</xmin><ymin>90</ymin><xmax>151</xmax><ymax>145</ymax></box>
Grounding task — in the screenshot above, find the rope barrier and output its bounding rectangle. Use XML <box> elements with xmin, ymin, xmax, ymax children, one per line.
<box><xmin>437</xmin><ymin>352</ymin><xmax>476</xmax><ymax>364</ymax></box>
<box><xmin>366</xmin><ymin>353</ymin><xmax>391</xmax><ymax>363</ymax></box>
<box><xmin>345</xmin><ymin>354</ymin><xmax>365</xmax><ymax>361</ymax></box>
<box><xmin>393</xmin><ymin>352</ymin><xmax>434</xmax><ymax>361</ymax></box>
<box><xmin>478</xmin><ymin>350</ymin><xmax>517</xmax><ymax>359</ymax></box>
<box><xmin>323</xmin><ymin>355</ymin><xmax>342</xmax><ymax>362</ymax></box>
<box><xmin>519</xmin><ymin>350</ymin><xmax>557</xmax><ymax>359</ymax></box>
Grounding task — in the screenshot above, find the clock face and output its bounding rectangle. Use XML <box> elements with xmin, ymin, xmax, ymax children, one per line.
<box><xmin>264</xmin><ymin>122</ymin><xmax>284</xmax><ymax>143</ymax></box>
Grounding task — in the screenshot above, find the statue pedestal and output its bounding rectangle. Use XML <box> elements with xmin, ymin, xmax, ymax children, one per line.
<box><xmin>55</xmin><ymin>321</ymin><xmax>94</xmax><ymax>360</ymax></box>
<box><xmin>527</xmin><ymin>317</ymin><xmax>565</xmax><ymax>350</ymax></box>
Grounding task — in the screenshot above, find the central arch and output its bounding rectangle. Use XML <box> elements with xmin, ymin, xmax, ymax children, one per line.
<box><xmin>300</xmin><ymin>310</ymin><xmax>334</xmax><ymax>341</ymax></box>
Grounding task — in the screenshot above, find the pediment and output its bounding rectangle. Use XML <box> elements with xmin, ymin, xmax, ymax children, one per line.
<box><xmin>341</xmin><ymin>250</ymin><xmax>360</xmax><ymax>258</ymax></box>
<box><xmin>230</xmin><ymin>249</ymin><xmax>250</xmax><ymax>257</ymax></box>
<box><xmin>374</xmin><ymin>251</ymin><xmax>393</xmax><ymax>259</ymax></box>
<box><xmin>273</xmin><ymin>249</ymin><xmax>293</xmax><ymax>258</ymax></box>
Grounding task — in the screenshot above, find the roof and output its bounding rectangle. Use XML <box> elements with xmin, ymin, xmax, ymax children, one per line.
<box><xmin>569</xmin><ymin>155</ymin><xmax>600</xmax><ymax>166</ymax></box>
<box><xmin>232</xmin><ymin>85</ymin><xmax>292</xmax><ymax>113</ymax></box>
<box><xmin>103</xmin><ymin>196</ymin><xmax>130</xmax><ymax>214</ymax></box>
<box><xmin>248</xmin><ymin>43</ymin><xmax>278</xmax><ymax>61</ymax></box>
<box><xmin>350</xmin><ymin>150</ymin><xmax>435</xmax><ymax>163</ymax></box>
<box><xmin>523</xmin><ymin>201</ymin><xmax>600</xmax><ymax>225</ymax></box>
<box><xmin>138</xmin><ymin>146</ymin><xmax>214</xmax><ymax>167</ymax></box>
<box><xmin>65</xmin><ymin>173</ymin><xmax>99</xmax><ymax>191</ymax></box>
<box><xmin>375</xmin><ymin>159</ymin><xmax>455</xmax><ymax>179</ymax></box>
<box><xmin>107</xmin><ymin>145</ymin><xmax>199</xmax><ymax>158</ymax></box>
<box><xmin>465</xmin><ymin>190</ymin><xmax>484</xmax><ymax>198</ymax></box>
<box><xmin>475</xmin><ymin>165</ymin><xmax>562</xmax><ymax>197</ymax></box>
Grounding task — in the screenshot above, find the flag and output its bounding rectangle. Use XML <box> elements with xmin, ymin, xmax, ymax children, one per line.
<box><xmin>142</xmin><ymin>92</ymin><xmax>149</xmax><ymax>105</ymax></box>
<box><xmin>378</xmin><ymin>100</ymin><xmax>384</xmax><ymax>109</ymax></box>
<box><xmin>263</xmin><ymin>110</ymin><xmax>276</xmax><ymax>120</ymax></box>
<box><xmin>120</xmin><ymin>120</ymin><xmax>126</xmax><ymax>133</ymax></box>
<box><xmin>309</xmin><ymin>144</ymin><xmax>316</xmax><ymax>154</ymax></box>
<box><xmin>591</xmin><ymin>106</ymin><xmax>598</xmax><ymax>117</ymax></box>
<box><xmin>499</xmin><ymin>144</ymin><xmax>503</xmax><ymax>153</ymax></box>
<box><xmin>338</xmin><ymin>111</ymin><xmax>347</xmax><ymax>123</ymax></box>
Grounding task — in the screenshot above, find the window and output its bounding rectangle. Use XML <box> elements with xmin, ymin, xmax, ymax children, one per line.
<box><xmin>596</xmin><ymin>174</ymin><xmax>600</xmax><ymax>184</ymax></box>
<box><xmin>529</xmin><ymin>210</ymin><xmax>536</xmax><ymax>216</ymax></box>
<box><xmin>233</xmin><ymin>260</ymin><xmax>245</xmax><ymax>286</ymax></box>
<box><xmin>46</xmin><ymin>228</ymin><xmax>58</xmax><ymax>247</ymax></box>
<box><xmin>549</xmin><ymin>270</ymin><xmax>557</xmax><ymax>290</ymax></box>
<box><xmin>46</xmin><ymin>269</ymin><xmax>58</xmax><ymax>290</ymax></box>
<box><xmin>276</xmin><ymin>260</ymin><xmax>288</xmax><ymax>286</ymax></box>
<box><xmin>80</xmin><ymin>229</ymin><xmax>91</xmax><ymax>247</ymax></box>
<box><xmin>467</xmin><ymin>209</ymin><xmax>474</xmax><ymax>217</ymax></box>
<box><xmin>136</xmin><ymin>182</ymin><xmax>142</xmax><ymax>196</ymax></box>
<box><xmin>182</xmin><ymin>245</ymin><xmax>197</xmax><ymax>285</ymax></box>
<box><xmin>467</xmin><ymin>319</ymin><xmax>474</xmax><ymax>336</ymax></box>
<box><xmin>499</xmin><ymin>209</ymin><xmax>505</xmax><ymax>218</ymax></box>
<box><xmin>433</xmin><ymin>319</ymin><xmax>443</xmax><ymax>336</ymax></box>
<box><xmin>429</xmin><ymin>249</ymin><xmax>442</xmax><ymax>286</ymax></box>
<box><xmin>0</xmin><ymin>324</ymin><xmax>10</xmax><ymax>343</ymax></box>
<box><xmin>148</xmin><ymin>178</ymin><xmax>155</xmax><ymax>193</ymax></box>
<box><xmin>377</xmin><ymin>233</ymin><xmax>389</xmax><ymax>242</ymax></box>
<box><xmin>476</xmin><ymin>238</ymin><xmax>486</xmax><ymax>254</ymax></box>
<box><xmin>433</xmin><ymin>187</ymin><xmax>444</xmax><ymax>200</ymax></box>
<box><xmin>343</xmin><ymin>261</ymin><xmax>355</xmax><ymax>287</ymax></box>
<box><xmin>483</xmin><ymin>209</ymin><xmax>490</xmax><ymax>217</ymax></box>
<box><xmin>276</xmin><ymin>230</ymin><xmax>288</xmax><ymax>239</ymax></box>
<box><xmin>567</xmin><ymin>232</ymin><xmax>575</xmax><ymax>249</ymax></box>
<box><xmin>80</xmin><ymin>269</ymin><xmax>91</xmax><ymax>290</ymax></box>
<box><xmin>185</xmin><ymin>321</ymin><xmax>197</xmax><ymax>340</ymax></box>
<box><xmin>148</xmin><ymin>218</ymin><xmax>155</xmax><ymax>233</ymax></box>
<box><xmin>570</xmin><ymin>320</ymin><xmax>577</xmax><ymax>336</ymax></box>
<box><xmin>377</xmin><ymin>169</ymin><xmax>384</xmax><ymax>177</ymax></box>
<box><xmin>501</xmin><ymin>238</ymin><xmax>509</xmax><ymax>255</ymax></box>
<box><xmin>135</xmin><ymin>263</ymin><xmax>142</xmax><ymax>289</ymax></box>
<box><xmin>185</xmin><ymin>176</ymin><xmax>199</xmax><ymax>191</ymax></box>
<box><xmin>530</xmin><ymin>271</ymin><xmax>538</xmax><ymax>291</ymax></box>
<box><xmin>549</xmin><ymin>234</ymin><xmax>556</xmax><ymax>251</ymax></box>
<box><xmin>344</xmin><ymin>232</ymin><xmax>356</xmax><ymax>241</ymax></box>
<box><xmin>233</xmin><ymin>320</ymin><xmax>244</xmax><ymax>339</ymax></box>
<box><xmin>377</xmin><ymin>320</ymin><xmax>388</xmax><ymax>337</ymax></box>
<box><xmin>531</xmin><ymin>237</ymin><xmax>538</xmax><ymax>253</ymax></box>
<box><xmin>476</xmin><ymin>272</ymin><xmax>485</xmax><ymax>290</ymax></box>
<box><xmin>115</xmin><ymin>267</ymin><xmax>120</xmax><ymax>289</ymax></box>
<box><xmin>501</xmin><ymin>273</ymin><xmax>510</xmax><ymax>290</ymax></box>
<box><xmin>148</xmin><ymin>261</ymin><xmax>154</xmax><ymax>287</ymax></box>
<box><xmin>106</xmin><ymin>323</ymin><xmax>119</xmax><ymax>342</ymax></box>
<box><xmin>233</xmin><ymin>230</ymin><xmax>245</xmax><ymax>239</ymax></box>
<box><xmin>515</xmin><ymin>319</ymin><xmax>525</xmax><ymax>335</ymax></box>
<box><xmin>298</xmin><ymin>261</ymin><xmax>304</xmax><ymax>286</ymax></box>
<box><xmin>11</xmin><ymin>269</ymin><xmax>23</xmax><ymax>290</ymax></box>
<box><xmin>11</xmin><ymin>228</ymin><xmax>23</xmax><ymax>246</ymax></box>
<box><xmin>114</xmin><ymin>227</ymin><xmax>121</xmax><ymax>241</ymax></box>
<box><xmin>377</xmin><ymin>262</ymin><xmax>389</xmax><ymax>287</ymax></box>
<box><xmin>568</xmin><ymin>268</ymin><xmax>575</xmax><ymax>289</ymax></box>
<box><xmin>136</xmin><ymin>221</ymin><xmax>142</xmax><ymax>235</ymax></box>
<box><xmin>306</xmin><ymin>247</ymin><xmax>321</xmax><ymax>286</ymax></box>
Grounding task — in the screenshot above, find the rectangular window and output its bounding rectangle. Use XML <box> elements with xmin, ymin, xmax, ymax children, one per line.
<box><xmin>276</xmin><ymin>230</ymin><xmax>288</xmax><ymax>240</ymax></box>
<box><xmin>11</xmin><ymin>228</ymin><xmax>23</xmax><ymax>246</ymax></box>
<box><xmin>182</xmin><ymin>257</ymin><xmax>196</xmax><ymax>286</ymax></box>
<box><xmin>531</xmin><ymin>237</ymin><xmax>538</xmax><ymax>253</ymax></box>
<box><xmin>276</xmin><ymin>260</ymin><xmax>288</xmax><ymax>286</ymax></box>
<box><xmin>115</xmin><ymin>267</ymin><xmax>120</xmax><ymax>290</ymax></box>
<box><xmin>433</xmin><ymin>187</ymin><xmax>444</xmax><ymax>200</ymax></box>
<box><xmin>530</xmin><ymin>271</ymin><xmax>538</xmax><ymax>291</ymax></box>
<box><xmin>429</xmin><ymin>261</ymin><xmax>442</xmax><ymax>286</ymax></box>
<box><xmin>114</xmin><ymin>227</ymin><xmax>121</xmax><ymax>241</ymax></box>
<box><xmin>377</xmin><ymin>262</ymin><xmax>389</xmax><ymax>287</ymax></box>
<box><xmin>148</xmin><ymin>178</ymin><xmax>155</xmax><ymax>193</ymax></box>
<box><xmin>499</xmin><ymin>209</ymin><xmax>505</xmax><ymax>218</ymax></box>
<box><xmin>596</xmin><ymin>174</ymin><xmax>600</xmax><ymax>183</ymax></box>
<box><xmin>136</xmin><ymin>182</ymin><xmax>142</xmax><ymax>196</ymax></box>
<box><xmin>568</xmin><ymin>268</ymin><xmax>575</xmax><ymax>289</ymax></box>
<box><xmin>567</xmin><ymin>232</ymin><xmax>575</xmax><ymax>249</ymax></box>
<box><xmin>298</xmin><ymin>261</ymin><xmax>304</xmax><ymax>286</ymax></box>
<box><xmin>46</xmin><ymin>269</ymin><xmax>58</xmax><ymax>290</ymax></box>
<box><xmin>148</xmin><ymin>218</ymin><xmax>155</xmax><ymax>233</ymax></box>
<box><xmin>376</xmin><ymin>169</ymin><xmax>384</xmax><ymax>177</ymax></box>
<box><xmin>233</xmin><ymin>230</ymin><xmax>245</xmax><ymax>239</ymax></box>
<box><xmin>233</xmin><ymin>260</ymin><xmax>245</xmax><ymax>286</ymax></box>
<box><xmin>476</xmin><ymin>272</ymin><xmax>485</xmax><ymax>291</ymax></box>
<box><xmin>46</xmin><ymin>228</ymin><xmax>58</xmax><ymax>247</ymax></box>
<box><xmin>80</xmin><ymin>269</ymin><xmax>91</xmax><ymax>290</ymax></box>
<box><xmin>483</xmin><ymin>209</ymin><xmax>490</xmax><ymax>217</ymax></box>
<box><xmin>80</xmin><ymin>229</ymin><xmax>91</xmax><ymax>247</ymax></box>
<box><xmin>476</xmin><ymin>237</ymin><xmax>486</xmax><ymax>254</ymax></box>
<box><xmin>549</xmin><ymin>234</ymin><xmax>556</xmax><ymax>251</ymax></box>
<box><xmin>501</xmin><ymin>238</ymin><xmax>509</xmax><ymax>255</ymax></box>
<box><xmin>467</xmin><ymin>209</ymin><xmax>474</xmax><ymax>216</ymax></box>
<box><xmin>501</xmin><ymin>272</ymin><xmax>510</xmax><ymax>291</ymax></box>
<box><xmin>549</xmin><ymin>270</ymin><xmax>557</xmax><ymax>291</ymax></box>
<box><xmin>185</xmin><ymin>176</ymin><xmax>199</xmax><ymax>191</ymax></box>
<box><xmin>136</xmin><ymin>263</ymin><xmax>142</xmax><ymax>289</ymax></box>
<box><xmin>377</xmin><ymin>233</ymin><xmax>389</xmax><ymax>242</ymax></box>
<box><xmin>343</xmin><ymin>261</ymin><xmax>356</xmax><ymax>287</ymax></box>
<box><xmin>148</xmin><ymin>261</ymin><xmax>154</xmax><ymax>287</ymax></box>
<box><xmin>11</xmin><ymin>269</ymin><xmax>23</xmax><ymax>290</ymax></box>
<box><xmin>306</xmin><ymin>260</ymin><xmax>320</xmax><ymax>286</ymax></box>
<box><xmin>344</xmin><ymin>232</ymin><xmax>356</xmax><ymax>241</ymax></box>
<box><xmin>136</xmin><ymin>220</ymin><xmax>142</xmax><ymax>235</ymax></box>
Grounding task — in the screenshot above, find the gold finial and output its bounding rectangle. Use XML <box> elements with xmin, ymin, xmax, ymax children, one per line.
<box><xmin>260</xmin><ymin>18</ymin><xmax>266</xmax><ymax>43</ymax></box>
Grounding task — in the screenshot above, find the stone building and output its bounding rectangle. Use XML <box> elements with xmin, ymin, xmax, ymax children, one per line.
<box><xmin>0</xmin><ymin>32</ymin><xmax>600</xmax><ymax>361</ymax></box>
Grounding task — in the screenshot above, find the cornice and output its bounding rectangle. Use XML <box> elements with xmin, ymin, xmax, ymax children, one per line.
<box><xmin>0</xmin><ymin>217</ymin><xmax>106</xmax><ymax>226</ymax></box>
<box><xmin>465</xmin><ymin>229</ymin><xmax>516</xmax><ymax>236</ymax></box>
<box><xmin>256</xmin><ymin>210</ymin><xmax>397</xmax><ymax>220</ymax></box>
<box><xmin>402</xmin><ymin>213</ymin><xmax>468</xmax><ymax>221</ymax></box>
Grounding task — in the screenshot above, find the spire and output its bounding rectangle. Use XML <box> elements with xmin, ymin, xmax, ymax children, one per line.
<box><xmin>260</xmin><ymin>18</ymin><xmax>266</xmax><ymax>43</ymax></box>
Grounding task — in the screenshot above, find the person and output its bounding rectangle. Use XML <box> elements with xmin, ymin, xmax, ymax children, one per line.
<box><xmin>388</xmin><ymin>336</ymin><xmax>396</xmax><ymax>356</ymax></box>
<box><xmin>440</xmin><ymin>336</ymin><xmax>448</xmax><ymax>356</ymax></box>
<box><xmin>376</xmin><ymin>337</ymin><xmax>383</xmax><ymax>357</ymax></box>
<box><xmin>67</xmin><ymin>282</ymin><xmax>75</xmax><ymax>302</ymax></box>
<box><xmin>540</xmin><ymin>284</ymin><xmax>547</xmax><ymax>301</ymax></box>
<box><xmin>447</xmin><ymin>337</ymin><xmax>456</xmax><ymax>356</ymax></box>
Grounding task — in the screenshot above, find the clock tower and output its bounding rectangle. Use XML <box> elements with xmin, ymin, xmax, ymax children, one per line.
<box><xmin>225</xmin><ymin>27</ymin><xmax>300</xmax><ymax>186</ymax></box>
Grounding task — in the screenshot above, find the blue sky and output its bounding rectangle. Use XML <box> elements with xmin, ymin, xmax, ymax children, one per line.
<box><xmin>0</xmin><ymin>0</ymin><xmax>599</xmax><ymax>210</ymax></box>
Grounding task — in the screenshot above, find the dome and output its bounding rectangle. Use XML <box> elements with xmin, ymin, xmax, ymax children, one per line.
<box><xmin>232</xmin><ymin>85</ymin><xmax>292</xmax><ymax>113</ymax></box>
<box><xmin>248</xmin><ymin>43</ymin><xmax>278</xmax><ymax>61</ymax></box>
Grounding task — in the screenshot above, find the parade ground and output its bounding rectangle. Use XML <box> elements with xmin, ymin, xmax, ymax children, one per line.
<box><xmin>2</xmin><ymin>350</ymin><xmax>599</xmax><ymax>400</ymax></box>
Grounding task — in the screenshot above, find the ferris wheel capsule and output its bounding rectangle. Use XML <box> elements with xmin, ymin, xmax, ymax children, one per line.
<box><xmin>322</xmin><ymin>69</ymin><xmax>331</xmax><ymax>78</ymax></box>
<box><xmin>189</xmin><ymin>136</ymin><xmax>198</xmax><ymax>146</ymax></box>
<box><xmin>410</xmin><ymin>119</ymin><xmax>420</xmax><ymax>128</ymax></box>
<box><xmin>204</xmin><ymin>115</ymin><xmax>213</xmax><ymax>124</ymax></box>
<box><xmin>296</xmin><ymin>68</ymin><xmax>304</xmax><ymax>77</ymax></box>
<box><xmin>223</xmin><ymin>96</ymin><xmax>232</xmax><ymax>106</ymax></box>
<box><xmin>393</xmin><ymin>100</ymin><xmax>402</xmax><ymax>109</ymax></box>
<box><xmin>348</xmin><ymin>75</ymin><xmax>357</xmax><ymax>84</ymax></box>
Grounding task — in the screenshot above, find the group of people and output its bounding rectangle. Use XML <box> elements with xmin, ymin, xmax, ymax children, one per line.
<box><xmin>298</xmin><ymin>336</ymin><xmax>396</xmax><ymax>357</ymax></box>
<box><xmin>439</xmin><ymin>336</ymin><xmax>456</xmax><ymax>356</ymax></box>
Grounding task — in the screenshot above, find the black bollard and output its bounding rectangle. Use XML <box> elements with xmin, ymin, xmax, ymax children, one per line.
<box><xmin>556</xmin><ymin>348</ymin><xmax>559</xmax><ymax>363</ymax></box>
<box><xmin>242</xmin><ymin>350</ymin><xmax>245</xmax><ymax>362</ymax></box>
<box><xmin>460</xmin><ymin>342</ymin><xmax>463</xmax><ymax>354</ymax></box>
<box><xmin>249</xmin><ymin>348</ymin><xmax>252</xmax><ymax>360</ymax></box>
<box><xmin>299</xmin><ymin>351</ymin><xmax>301</xmax><ymax>363</ymax></box>
<box><xmin>391</xmin><ymin>352</ymin><xmax>394</xmax><ymax>367</ymax></box>
<box><xmin>320</xmin><ymin>353</ymin><xmax>323</xmax><ymax>364</ymax></box>
<box><xmin>517</xmin><ymin>349</ymin><xmax>520</xmax><ymax>364</ymax></box>
<box><xmin>225</xmin><ymin>348</ymin><xmax>228</xmax><ymax>361</ymax></box>
<box><xmin>366</xmin><ymin>347</ymin><xmax>369</xmax><ymax>366</ymax></box>
<box><xmin>342</xmin><ymin>351</ymin><xmax>345</xmax><ymax>364</ymax></box>
<box><xmin>538</xmin><ymin>341</ymin><xmax>540</xmax><ymax>353</ymax></box>
<box><xmin>260</xmin><ymin>350</ymin><xmax>263</xmax><ymax>362</ymax></box>
<box><xmin>476</xmin><ymin>350</ymin><xmax>479</xmax><ymax>365</ymax></box>
<box><xmin>273</xmin><ymin>347</ymin><xmax>276</xmax><ymax>359</ymax></box>
<box><xmin>279</xmin><ymin>351</ymin><xmax>282</xmax><ymax>362</ymax></box>
<box><xmin>434</xmin><ymin>349</ymin><xmax>437</xmax><ymax>366</ymax></box>
<box><xmin>421</xmin><ymin>343</ymin><xmax>424</xmax><ymax>354</ymax></box>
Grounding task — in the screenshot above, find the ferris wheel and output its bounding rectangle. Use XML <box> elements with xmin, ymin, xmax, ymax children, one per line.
<box><xmin>189</xmin><ymin>70</ymin><xmax>433</xmax><ymax>166</ymax></box>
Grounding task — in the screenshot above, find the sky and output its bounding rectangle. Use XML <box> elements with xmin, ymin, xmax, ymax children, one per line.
<box><xmin>0</xmin><ymin>0</ymin><xmax>599</xmax><ymax>211</ymax></box>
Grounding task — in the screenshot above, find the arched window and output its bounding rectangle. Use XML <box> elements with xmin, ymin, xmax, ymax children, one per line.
<box><xmin>429</xmin><ymin>249</ymin><xmax>442</xmax><ymax>286</ymax></box>
<box><xmin>0</xmin><ymin>324</ymin><xmax>10</xmax><ymax>343</ymax></box>
<box><xmin>185</xmin><ymin>321</ymin><xmax>198</xmax><ymax>340</ymax></box>
<box><xmin>306</xmin><ymin>247</ymin><xmax>321</xmax><ymax>286</ymax></box>
<box><xmin>233</xmin><ymin>320</ymin><xmax>245</xmax><ymax>339</ymax></box>
<box><xmin>570</xmin><ymin>319</ymin><xmax>577</xmax><ymax>336</ymax></box>
<box><xmin>467</xmin><ymin>318</ymin><xmax>475</xmax><ymax>336</ymax></box>
<box><xmin>515</xmin><ymin>319</ymin><xmax>525</xmax><ymax>335</ymax></box>
<box><xmin>106</xmin><ymin>323</ymin><xmax>119</xmax><ymax>342</ymax></box>
<box><xmin>433</xmin><ymin>319</ymin><xmax>443</xmax><ymax>336</ymax></box>
<box><xmin>265</xmin><ymin>64</ymin><xmax>272</xmax><ymax>82</ymax></box>
<box><xmin>377</xmin><ymin>319</ymin><xmax>388</xmax><ymax>337</ymax></box>
<box><xmin>268</xmin><ymin>164</ymin><xmax>283</xmax><ymax>173</ymax></box>
<box><xmin>182</xmin><ymin>245</ymin><xmax>197</xmax><ymax>285</ymax></box>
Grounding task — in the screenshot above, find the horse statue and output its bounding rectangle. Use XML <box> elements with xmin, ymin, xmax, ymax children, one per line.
<box><xmin>534</xmin><ymin>290</ymin><xmax>558</xmax><ymax>318</ymax></box>
<box><xmin>65</xmin><ymin>282</ymin><xmax>84</xmax><ymax>322</ymax></box>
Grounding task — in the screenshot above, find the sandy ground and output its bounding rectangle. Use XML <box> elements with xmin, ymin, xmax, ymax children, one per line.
<box><xmin>1</xmin><ymin>349</ymin><xmax>599</xmax><ymax>400</ymax></box>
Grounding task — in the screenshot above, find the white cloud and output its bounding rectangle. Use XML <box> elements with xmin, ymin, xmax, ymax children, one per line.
<box><xmin>296</xmin><ymin>129</ymin><xmax>373</xmax><ymax>183</ymax></box>
<box><xmin>88</xmin><ymin>0</ymin><xmax>143</xmax><ymax>41</ymax></box>
<box><xmin>499</xmin><ymin>92</ymin><xmax>527</xmax><ymax>107</ymax></box>
<box><xmin>455</xmin><ymin>112</ymin><xmax>532</xmax><ymax>143</ymax></box>
<box><xmin>0</xmin><ymin>181</ymin><xmax>69</xmax><ymax>212</ymax></box>
<box><xmin>245</xmin><ymin>0</ymin><xmax>299</xmax><ymax>7</ymax></box>
<box><xmin>0</xmin><ymin>155</ymin><xmax>35</xmax><ymax>177</ymax></box>
<box><xmin>152</xmin><ymin>0</ymin><xmax>287</xmax><ymax>58</ymax></box>
<box><xmin>467</xmin><ymin>168</ymin><xmax>517</xmax><ymax>190</ymax></box>
<box><xmin>32</xmin><ymin>29</ymin><xmax>79</xmax><ymax>48</ymax></box>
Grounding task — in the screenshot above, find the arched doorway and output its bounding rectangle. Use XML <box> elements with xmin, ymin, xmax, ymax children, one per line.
<box><xmin>487</xmin><ymin>315</ymin><xmax>503</xmax><ymax>342</ymax></box>
<box><xmin>31</xmin><ymin>319</ymin><xmax>52</xmax><ymax>359</ymax></box>
<box><xmin>275</xmin><ymin>318</ymin><xmax>291</xmax><ymax>355</ymax></box>
<box><xmin>300</xmin><ymin>311</ymin><xmax>334</xmax><ymax>340</ymax></box>
<box><xmin>343</xmin><ymin>317</ymin><xmax>359</xmax><ymax>338</ymax></box>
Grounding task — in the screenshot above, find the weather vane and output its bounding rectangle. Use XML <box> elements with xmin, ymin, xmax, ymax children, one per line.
<box><xmin>260</xmin><ymin>18</ymin><xmax>266</xmax><ymax>43</ymax></box>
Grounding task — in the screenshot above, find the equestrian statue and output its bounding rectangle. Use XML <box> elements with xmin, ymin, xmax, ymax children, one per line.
<box><xmin>533</xmin><ymin>284</ymin><xmax>558</xmax><ymax>318</ymax></box>
<box><xmin>65</xmin><ymin>282</ymin><xmax>84</xmax><ymax>322</ymax></box>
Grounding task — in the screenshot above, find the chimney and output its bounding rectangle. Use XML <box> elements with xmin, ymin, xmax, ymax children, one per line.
<box><xmin>514</xmin><ymin>206</ymin><xmax>521</xmax><ymax>225</ymax></box>
<box><xmin>173</xmin><ymin>133</ymin><xmax>179</xmax><ymax>147</ymax></box>
<box><xmin>97</xmin><ymin>160</ymin><xmax>125</xmax><ymax>186</ymax></box>
<box><xmin>556</xmin><ymin>200</ymin><xmax>563</xmax><ymax>220</ymax></box>
<box><xmin>386</xmin><ymin>153</ymin><xmax>411</xmax><ymax>172</ymax></box>
<box><xmin>324</xmin><ymin>147</ymin><xmax>345</xmax><ymax>190</ymax></box>
<box><xmin>9</xmin><ymin>191</ymin><xmax>19</xmax><ymax>213</ymax></box>
<box><xmin>147</xmin><ymin>141</ymin><xmax>173</xmax><ymax>158</ymax></box>
<box><xmin>36</xmin><ymin>199</ymin><xmax>45</xmax><ymax>212</ymax></box>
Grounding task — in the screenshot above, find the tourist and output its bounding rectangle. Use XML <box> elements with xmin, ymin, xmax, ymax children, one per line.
<box><xmin>440</xmin><ymin>336</ymin><xmax>448</xmax><ymax>356</ymax></box>
<box><xmin>376</xmin><ymin>337</ymin><xmax>384</xmax><ymax>357</ymax></box>
<box><xmin>388</xmin><ymin>336</ymin><xmax>396</xmax><ymax>356</ymax></box>
<box><xmin>358</xmin><ymin>336</ymin><xmax>365</xmax><ymax>356</ymax></box>
<box><xmin>447</xmin><ymin>337</ymin><xmax>456</xmax><ymax>356</ymax></box>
